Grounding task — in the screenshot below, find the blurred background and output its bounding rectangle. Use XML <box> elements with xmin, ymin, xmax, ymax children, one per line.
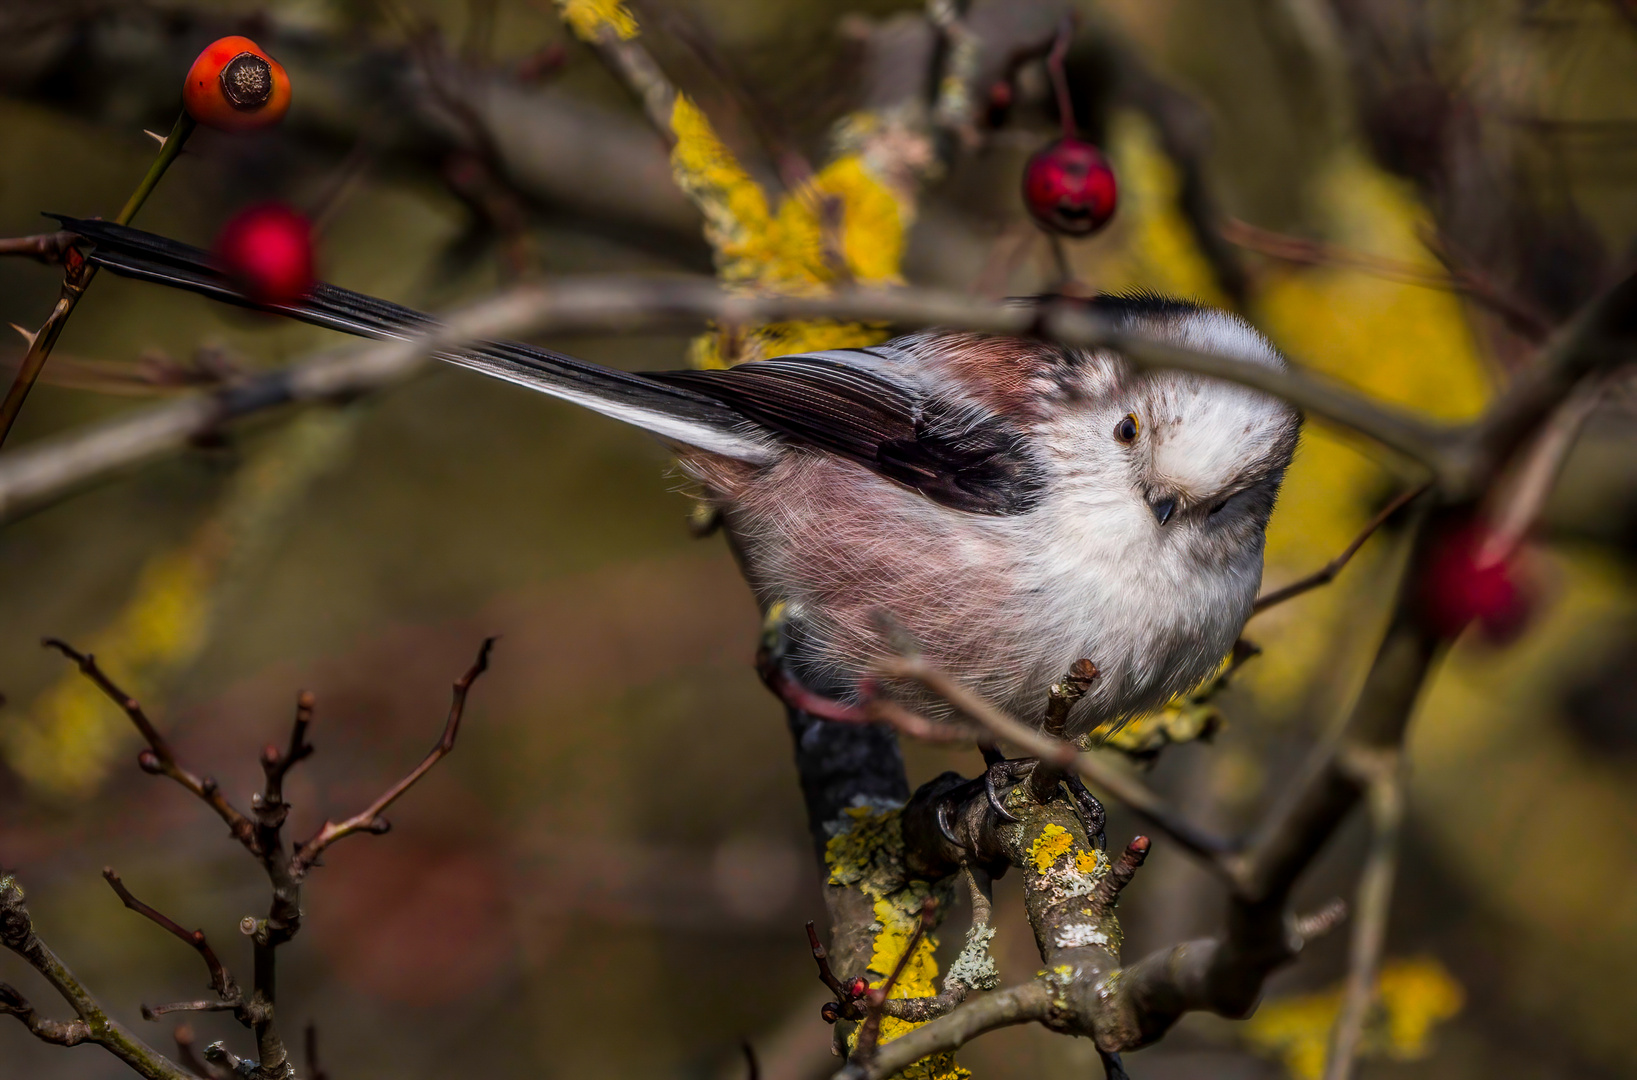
<box><xmin>2</xmin><ymin>1</ymin><xmax>1636</xmax><ymax>1078</ymax></box>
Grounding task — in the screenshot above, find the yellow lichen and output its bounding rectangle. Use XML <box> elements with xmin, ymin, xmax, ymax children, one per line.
<box><xmin>1</xmin><ymin>409</ymin><xmax>358</xmax><ymax>796</ymax></box>
<box><xmin>1241</xmin><ymin>956</ymin><xmax>1466</xmax><ymax>1080</ymax></box>
<box><xmin>555</xmin><ymin>0</ymin><xmax>638</xmax><ymax>42</ymax></box>
<box><xmin>667</xmin><ymin>96</ymin><xmax>908</xmax><ymax>368</ymax></box>
<box><xmin>823</xmin><ymin>805</ymin><xmax>967</xmax><ymax>1080</ymax></box>
<box><xmin>1029</xmin><ymin>824</ymin><xmax>1076</xmax><ymax>872</ymax></box>
<box><xmin>1074</xmin><ymin>848</ymin><xmax>1103</xmax><ymax>875</ymax></box>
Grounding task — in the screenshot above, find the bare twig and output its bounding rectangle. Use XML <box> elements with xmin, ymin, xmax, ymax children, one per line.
<box><xmin>305</xmin><ymin>1024</ymin><xmax>329</xmax><ymax>1080</ymax></box>
<box><xmin>1477</xmin><ymin>372</ymin><xmax>1611</xmax><ymax>567</ymax></box>
<box><xmin>43</xmin><ymin>640</ymin><xmax>258</xmax><ymax>851</ymax></box>
<box><xmin>0</xmin><ymin>982</ymin><xmax>92</xmax><ymax>1045</ymax></box>
<box><xmin>292</xmin><ymin>637</ymin><xmax>494</xmax><ymax>873</ymax></box>
<box><xmin>1322</xmin><ymin>752</ymin><xmax>1405</xmax><ymax>1080</ymax></box>
<box><xmin>1222</xmin><ymin>218</ymin><xmax>1554</xmax><ymax>341</ymax></box>
<box><xmin>102</xmin><ymin>869</ymin><xmax>239</xmax><ymax>1004</ymax></box>
<box><xmin>873</xmin><ymin>654</ymin><xmax>1242</xmax><ymax>878</ymax></box>
<box><xmin>0</xmin><ymin>231</ymin><xmax>76</xmax><ymax>264</ymax></box>
<box><xmin>1252</xmin><ymin>483</ymin><xmax>1430</xmax><ymax>614</ymax></box>
<box><xmin>1</xmin><ymin>875</ymin><xmax>195</xmax><ymax>1079</ymax></box>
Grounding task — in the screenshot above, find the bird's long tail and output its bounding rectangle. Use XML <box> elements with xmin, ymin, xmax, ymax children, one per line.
<box><xmin>47</xmin><ymin>214</ymin><xmax>771</xmax><ymax>461</ymax></box>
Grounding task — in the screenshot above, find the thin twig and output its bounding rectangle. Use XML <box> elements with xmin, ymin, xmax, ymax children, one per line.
<box><xmin>305</xmin><ymin>1024</ymin><xmax>330</xmax><ymax>1080</ymax></box>
<box><xmin>0</xmin><ymin>231</ymin><xmax>76</xmax><ymax>264</ymax></box>
<box><xmin>873</xmin><ymin>655</ymin><xmax>1244</xmax><ymax>881</ymax></box>
<box><xmin>1252</xmin><ymin>483</ymin><xmax>1430</xmax><ymax>614</ymax></box>
<box><xmin>43</xmin><ymin>640</ymin><xmax>258</xmax><ymax>851</ymax></box>
<box><xmin>1322</xmin><ymin>752</ymin><xmax>1405</xmax><ymax>1080</ymax></box>
<box><xmin>292</xmin><ymin>637</ymin><xmax>494</xmax><ymax>873</ymax></box>
<box><xmin>141</xmin><ymin>1000</ymin><xmax>241</xmax><ymax>1020</ymax></box>
<box><xmin>102</xmin><ymin>869</ymin><xmax>238</xmax><ymax>1003</ymax></box>
<box><xmin>0</xmin><ymin>982</ymin><xmax>92</xmax><ymax>1045</ymax></box>
<box><xmin>1222</xmin><ymin>218</ymin><xmax>1553</xmax><ymax>342</ymax></box>
<box><xmin>1477</xmin><ymin>372</ymin><xmax>1611</xmax><ymax>567</ymax></box>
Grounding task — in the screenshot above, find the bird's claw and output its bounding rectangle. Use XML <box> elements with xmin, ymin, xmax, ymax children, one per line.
<box><xmin>1065</xmin><ymin>774</ymin><xmax>1108</xmax><ymax>849</ymax></box>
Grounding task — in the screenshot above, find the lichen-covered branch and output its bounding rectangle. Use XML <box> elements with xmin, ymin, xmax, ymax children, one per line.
<box><xmin>1</xmin><ymin>876</ymin><xmax>194</xmax><ymax>1080</ymax></box>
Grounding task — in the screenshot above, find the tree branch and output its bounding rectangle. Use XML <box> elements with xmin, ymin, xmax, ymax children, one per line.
<box><xmin>1322</xmin><ymin>751</ymin><xmax>1405</xmax><ymax>1080</ymax></box>
<box><xmin>1252</xmin><ymin>482</ymin><xmax>1429</xmax><ymax>614</ymax></box>
<box><xmin>102</xmin><ymin>869</ymin><xmax>240</xmax><ymax>1005</ymax></box>
<box><xmin>1</xmin><ymin>875</ymin><xmax>196</xmax><ymax>1080</ymax></box>
<box><xmin>42</xmin><ymin>639</ymin><xmax>258</xmax><ymax>851</ymax></box>
<box><xmin>291</xmin><ymin>637</ymin><xmax>494</xmax><ymax>873</ymax></box>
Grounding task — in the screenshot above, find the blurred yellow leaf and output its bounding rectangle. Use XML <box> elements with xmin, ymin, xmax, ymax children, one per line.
<box><xmin>1242</xmin><ymin>956</ymin><xmax>1466</xmax><ymax>1080</ymax></box>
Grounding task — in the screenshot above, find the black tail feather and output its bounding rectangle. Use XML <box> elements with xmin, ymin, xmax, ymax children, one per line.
<box><xmin>47</xmin><ymin>214</ymin><xmax>768</xmax><ymax>459</ymax></box>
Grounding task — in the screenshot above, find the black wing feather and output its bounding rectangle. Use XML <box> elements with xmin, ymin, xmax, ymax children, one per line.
<box><xmin>652</xmin><ymin>358</ymin><xmax>1045</xmax><ymax>515</ymax></box>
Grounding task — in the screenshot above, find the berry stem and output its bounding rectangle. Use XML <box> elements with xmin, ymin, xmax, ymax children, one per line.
<box><xmin>1046</xmin><ymin>16</ymin><xmax>1077</xmax><ymax>140</ymax></box>
<box><xmin>0</xmin><ymin>110</ymin><xmax>197</xmax><ymax>447</ymax></box>
<box><xmin>116</xmin><ymin>111</ymin><xmax>197</xmax><ymax>226</ymax></box>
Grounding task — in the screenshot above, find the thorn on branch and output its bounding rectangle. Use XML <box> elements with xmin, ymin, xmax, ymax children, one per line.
<box><xmin>291</xmin><ymin>638</ymin><xmax>495</xmax><ymax>875</ymax></box>
<box><xmin>1043</xmin><ymin>658</ymin><xmax>1098</xmax><ymax>738</ymax></box>
<box><xmin>102</xmin><ymin>868</ymin><xmax>239</xmax><ymax>1003</ymax></box>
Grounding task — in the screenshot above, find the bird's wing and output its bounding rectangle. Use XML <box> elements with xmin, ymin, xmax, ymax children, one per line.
<box><xmin>651</xmin><ymin>356</ymin><xmax>1045</xmax><ymax>515</ymax></box>
<box><xmin>51</xmin><ymin>215</ymin><xmax>1043</xmax><ymax>514</ymax></box>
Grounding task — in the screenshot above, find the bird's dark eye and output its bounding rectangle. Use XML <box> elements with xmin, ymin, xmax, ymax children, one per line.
<box><xmin>1114</xmin><ymin>413</ymin><xmax>1139</xmax><ymax>444</ymax></box>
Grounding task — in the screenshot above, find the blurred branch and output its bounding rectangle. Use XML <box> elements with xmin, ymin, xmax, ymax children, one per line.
<box><xmin>291</xmin><ymin>637</ymin><xmax>494</xmax><ymax>873</ymax></box>
<box><xmin>41</xmin><ymin>638</ymin><xmax>258</xmax><ymax>851</ymax></box>
<box><xmin>1223</xmin><ymin>218</ymin><xmax>1553</xmax><ymax>341</ymax></box>
<box><xmin>0</xmin><ymin>278</ymin><xmax>1466</xmax><ymax>521</ymax></box>
<box><xmin>1478</xmin><ymin>371</ymin><xmax>1616</xmax><ymax>565</ymax></box>
<box><xmin>1252</xmin><ymin>482</ymin><xmax>1430</xmax><ymax>614</ymax></box>
<box><xmin>1322</xmin><ymin>751</ymin><xmax>1405</xmax><ymax>1080</ymax></box>
<box><xmin>874</xmin><ymin>652</ymin><xmax>1242</xmax><ymax>877</ymax></box>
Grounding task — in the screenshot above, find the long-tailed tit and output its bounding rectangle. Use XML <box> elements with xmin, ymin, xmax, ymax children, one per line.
<box><xmin>52</xmin><ymin>216</ymin><xmax>1300</xmax><ymax>735</ymax></box>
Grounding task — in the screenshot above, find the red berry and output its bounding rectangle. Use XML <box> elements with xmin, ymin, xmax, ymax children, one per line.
<box><xmin>1023</xmin><ymin>137</ymin><xmax>1117</xmax><ymax>237</ymax></box>
<box><xmin>1416</xmin><ymin>521</ymin><xmax>1535</xmax><ymax>642</ymax></box>
<box><xmin>183</xmin><ymin>36</ymin><xmax>292</xmax><ymax>132</ymax></box>
<box><xmin>848</xmin><ymin>977</ymin><xmax>868</xmax><ymax>999</ymax></box>
<box><xmin>214</xmin><ymin>203</ymin><xmax>315</xmax><ymax>307</ymax></box>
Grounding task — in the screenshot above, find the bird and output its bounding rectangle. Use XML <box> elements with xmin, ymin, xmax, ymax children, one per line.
<box><xmin>49</xmin><ymin>214</ymin><xmax>1300</xmax><ymax>739</ymax></box>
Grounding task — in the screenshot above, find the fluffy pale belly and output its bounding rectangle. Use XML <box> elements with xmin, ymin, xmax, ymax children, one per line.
<box><xmin>725</xmin><ymin>476</ymin><xmax>1248</xmax><ymax>735</ymax></box>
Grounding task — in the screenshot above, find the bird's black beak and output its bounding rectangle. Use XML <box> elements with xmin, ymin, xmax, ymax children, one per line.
<box><xmin>1148</xmin><ymin>495</ymin><xmax>1177</xmax><ymax>526</ymax></box>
